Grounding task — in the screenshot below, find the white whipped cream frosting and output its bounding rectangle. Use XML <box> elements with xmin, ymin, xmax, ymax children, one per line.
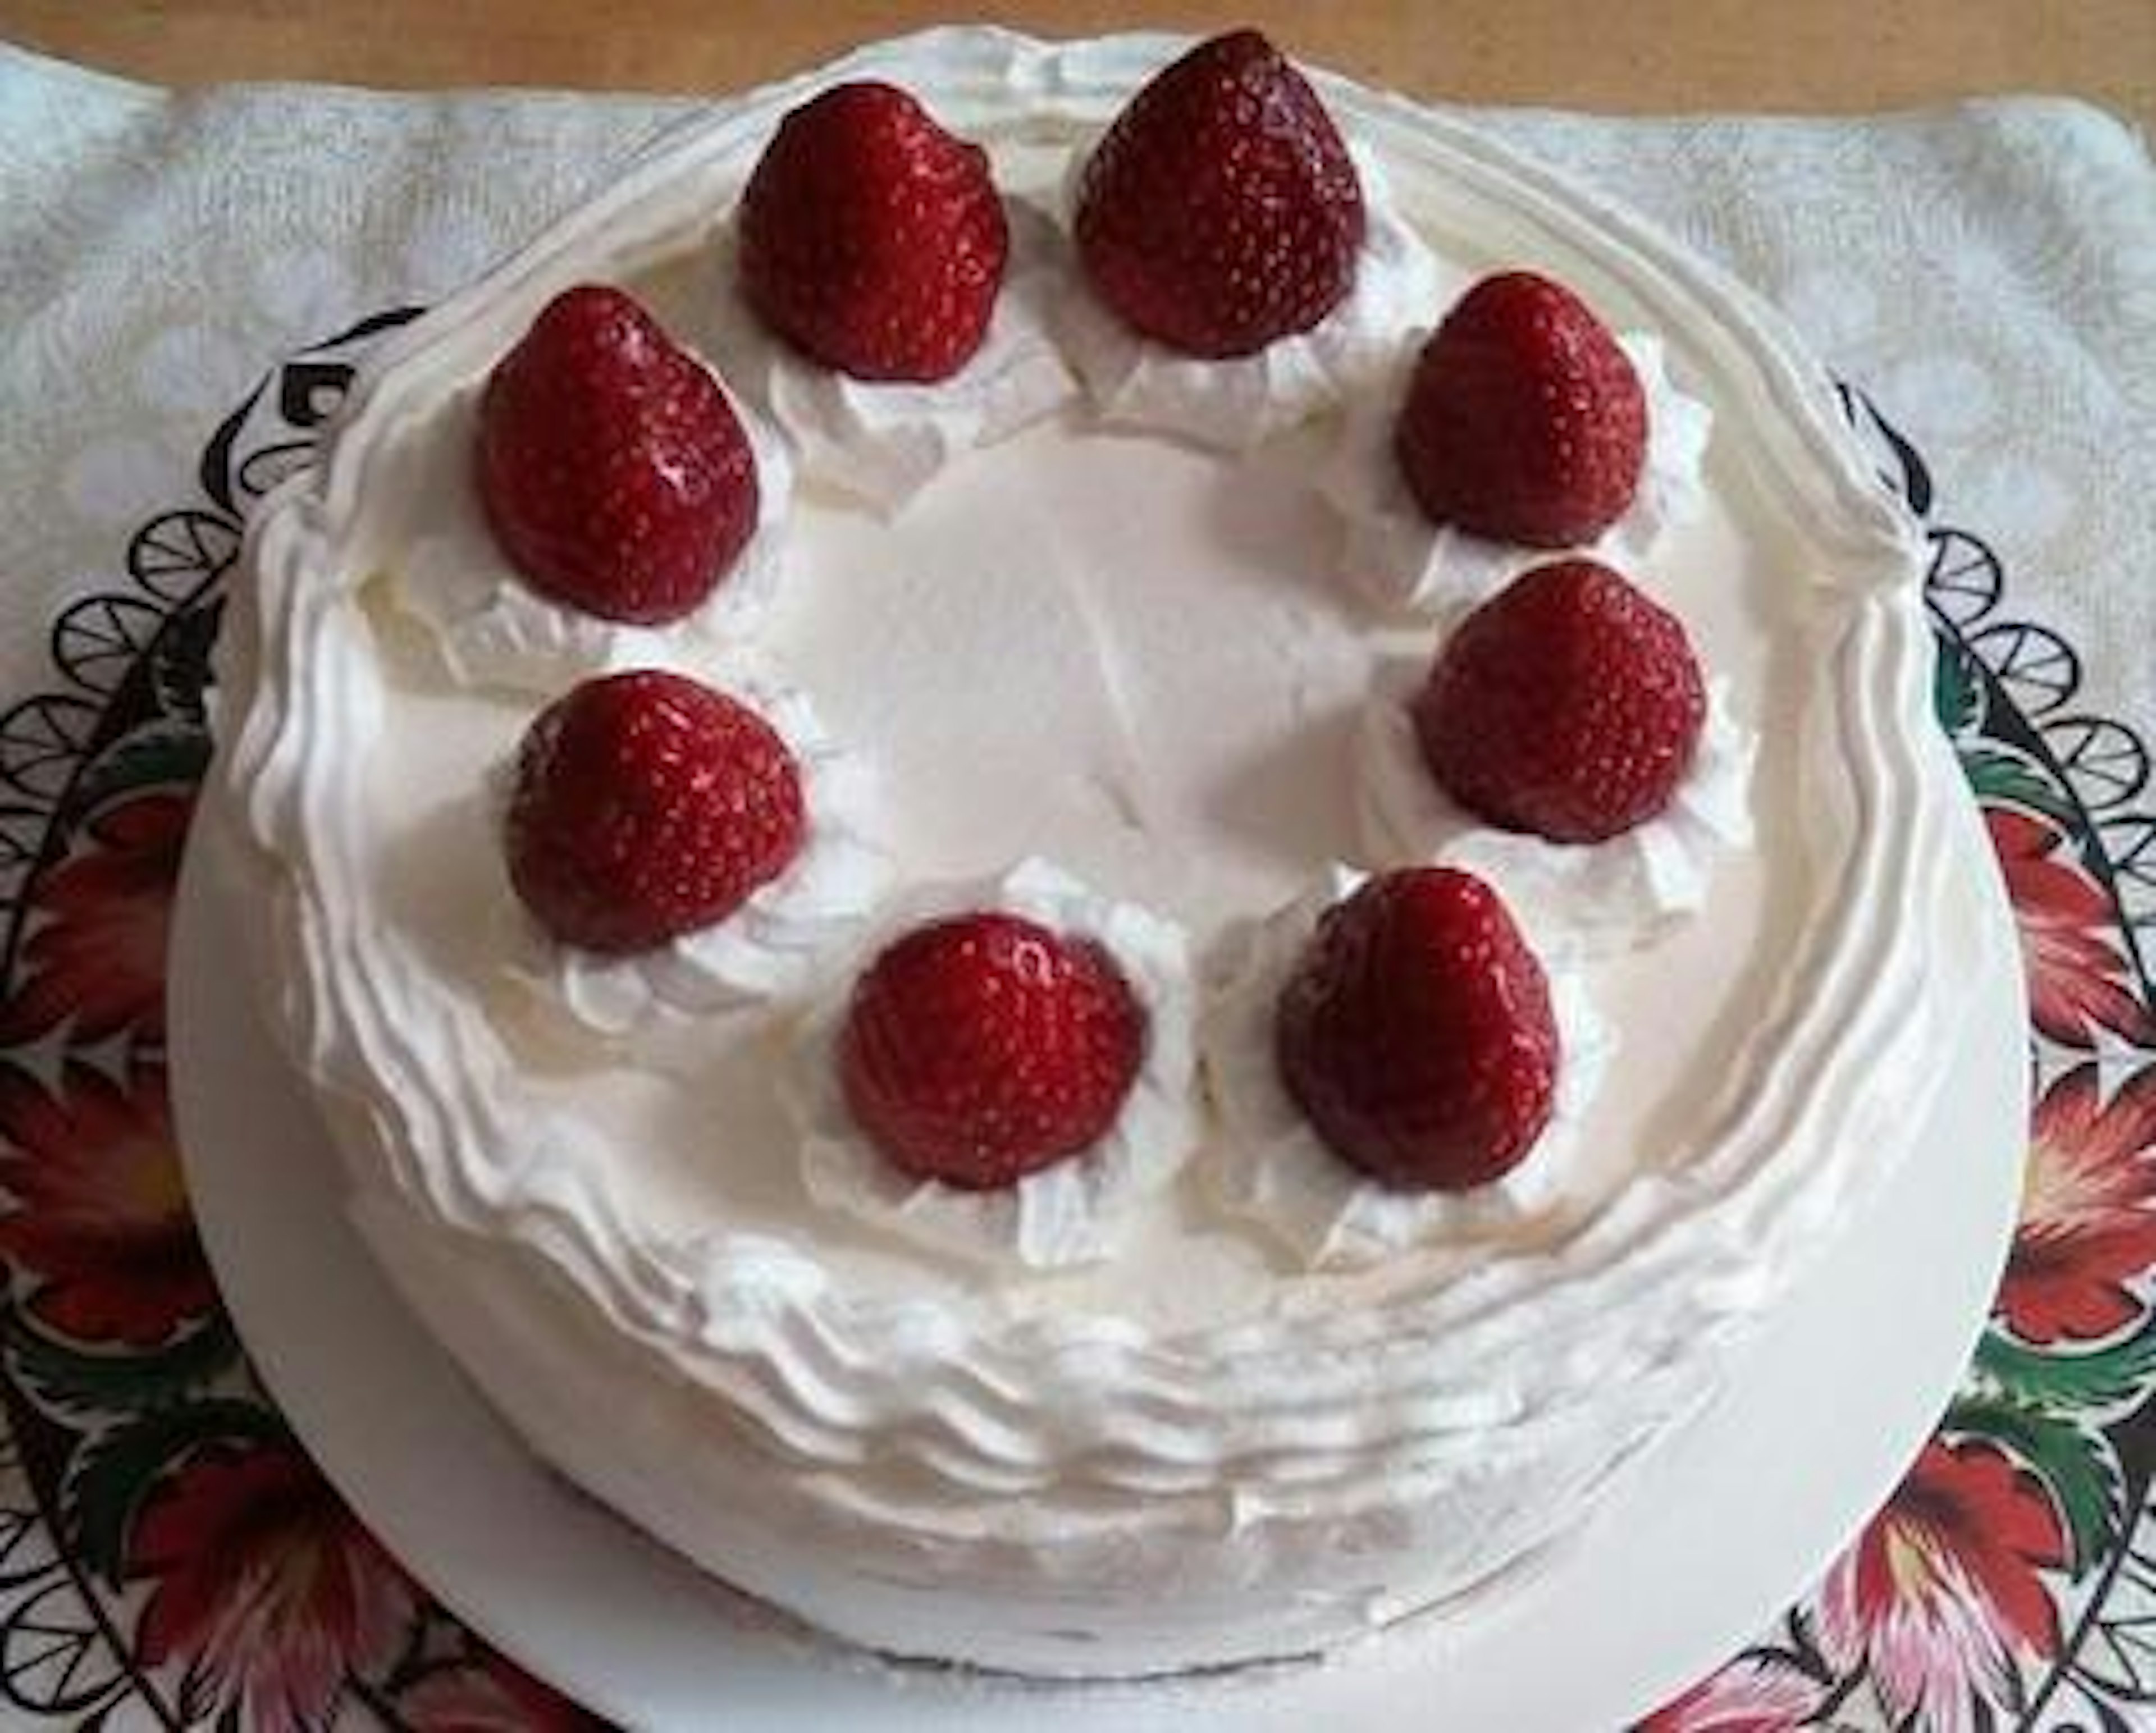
<box><xmin>385</xmin><ymin>385</ymin><xmax>797</xmax><ymax>694</ymax></box>
<box><xmin>792</xmin><ymin>858</ymin><xmax>1200</xmax><ymax>1269</ymax></box>
<box><xmin>210</xmin><ymin>26</ymin><xmax>1964</xmax><ymax>1681</ymax></box>
<box><xmin>1203</xmin><ymin>866</ymin><xmax>1616</xmax><ymax>1270</ymax></box>
<box><xmin>1055</xmin><ymin>146</ymin><xmax>1450</xmax><ymax>450</ymax></box>
<box><xmin>1357</xmin><ymin>662</ymin><xmax>1758</xmax><ymax>961</ymax></box>
<box><xmin>496</xmin><ymin>678</ymin><xmax>893</xmax><ymax>1037</ymax></box>
<box><xmin>705</xmin><ymin>205</ymin><xmax>1077</xmax><ymax>515</ymax></box>
<box><xmin>1321</xmin><ymin>332</ymin><xmax>1716</xmax><ymax>619</ymax></box>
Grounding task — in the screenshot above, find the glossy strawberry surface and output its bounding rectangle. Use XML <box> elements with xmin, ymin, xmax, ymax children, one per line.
<box><xmin>1395</xmin><ymin>269</ymin><xmax>1646</xmax><ymax>548</ymax></box>
<box><xmin>505</xmin><ymin>669</ymin><xmax>804</xmax><ymax>954</ymax></box>
<box><xmin>839</xmin><ymin>912</ymin><xmax>1146</xmax><ymax>1190</ymax></box>
<box><xmin>478</xmin><ymin>285</ymin><xmax>759</xmax><ymax>626</ymax></box>
<box><xmin>1074</xmin><ymin>29</ymin><xmax>1364</xmax><ymax>359</ymax></box>
<box><xmin>1414</xmin><ymin>557</ymin><xmax>1707</xmax><ymax>844</ymax></box>
<box><xmin>739</xmin><ymin>80</ymin><xmax>1008</xmax><ymax>382</ymax></box>
<box><xmin>1275</xmin><ymin>867</ymin><xmax>1558</xmax><ymax>1192</ymax></box>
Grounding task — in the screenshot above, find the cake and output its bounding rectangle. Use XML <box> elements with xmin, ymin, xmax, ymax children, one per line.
<box><xmin>207</xmin><ymin>26</ymin><xmax>1981</xmax><ymax>1680</ymax></box>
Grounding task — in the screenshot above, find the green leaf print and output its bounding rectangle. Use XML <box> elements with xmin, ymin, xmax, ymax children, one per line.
<box><xmin>1947</xmin><ymin>1396</ymin><xmax>2122</xmax><ymax>1576</ymax></box>
<box><xmin>63</xmin><ymin>1397</ymin><xmax>287</xmax><ymax>1585</ymax></box>
<box><xmin>1934</xmin><ymin>637</ymin><xmax>1982</xmax><ymax>737</ymax></box>
<box><xmin>1958</xmin><ymin>743</ymin><xmax>2079</xmax><ymax>825</ymax></box>
<box><xmin>4</xmin><ymin>1311</ymin><xmax>238</xmax><ymax>1419</ymax></box>
<box><xmin>68</xmin><ymin>720</ymin><xmax>210</xmax><ymax>820</ymax></box>
<box><xmin>1971</xmin><ymin>1316</ymin><xmax>2156</xmax><ymax>1418</ymax></box>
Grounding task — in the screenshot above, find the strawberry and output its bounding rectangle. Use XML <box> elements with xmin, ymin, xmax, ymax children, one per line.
<box><xmin>1275</xmin><ymin>867</ymin><xmax>1556</xmax><ymax>1192</ymax></box>
<box><xmin>477</xmin><ymin>285</ymin><xmax>760</xmax><ymax>627</ymax></box>
<box><xmin>1074</xmin><ymin>29</ymin><xmax>1364</xmax><ymax>359</ymax></box>
<box><xmin>738</xmin><ymin>81</ymin><xmax>1008</xmax><ymax>382</ymax></box>
<box><xmin>1394</xmin><ymin>271</ymin><xmax>1647</xmax><ymax>548</ymax></box>
<box><xmin>1414</xmin><ymin>558</ymin><xmax>1706</xmax><ymax>844</ymax></box>
<box><xmin>505</xmin><ymin>669</ymin><xmax>804</xmax><ymax>954</ymax></box>
<box><xmin>839</xmin><ymin>913</ymin><xmax>1146</xmax><ymax>1191</ymax></box>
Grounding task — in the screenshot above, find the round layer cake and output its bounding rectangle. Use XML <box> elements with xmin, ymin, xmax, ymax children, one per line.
<box><xmin>209</xmin><ymin>26</ymin><xmax>1980</xmax><ymax>1679</ymax></box>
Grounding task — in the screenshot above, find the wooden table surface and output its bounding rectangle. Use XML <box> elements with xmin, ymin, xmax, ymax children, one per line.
<box><xmin>3</xmin><ymin>1</ymin><xmax>2151</xmax><ymax>131</ymax></box>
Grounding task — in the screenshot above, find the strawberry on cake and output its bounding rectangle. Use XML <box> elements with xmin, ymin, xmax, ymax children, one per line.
<box><xmin>738</xmin><ymin>80</ymin><xmax>1010</xmax><ymax>383</ymax></box>
<box><xmin>1274</xmin><ymin>867</ymin><xmax>1560</xmax><ymax>1193</ymax></box>
<box><xmin>1072</xmin><ymin>28</ymin><xmax>1365</xmax><ymax>359</ymax></box>
<box><xmin>477</xmin><ymin>286</ymin><xmax>764</xmax><ymax>627</ymax></box>
<box><xmin>209</xmin><ymin>25</ymin><xmax>1979</xmax><ymax>1681</ymax></box>
<box><xmin>1414</xmin><ymin>557</ymin><xmax>1709</xmax><ymax>846</ymax></box>
<box><xmin>503</xmin><ymin>670</ymin><xmax>806</xmax><ymax>955</ymax></box>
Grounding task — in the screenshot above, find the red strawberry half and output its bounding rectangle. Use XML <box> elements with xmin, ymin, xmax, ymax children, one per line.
<box><xmin>1074</xmin><ymin>29</ymin><xmax>1364</xmax><ymax>359</ymax></box>
<box><xmin>738</xmin><ymin>81</ymin><xmax>1008</xmax><ymax>383</ymax></box>
<box><xmin>839</xmin><ymin>912</ymin><xmax>1146</xmax><ymax>1191</ymax></box>
<box><xmin>1395</xmin><ymin>271</ymin><xmax>1647</xmax><ymax>548</ymax></box>
<box><xmin>478</xmin><ymin>284</ymin><xmax>760</xmax><ymax>627</ymax></box>
<box><xmin>1275</xmin><ymin>867</ymin><xmax>1557</xmax><ymax>1192</ymax></box>
<box><xmin>505</xmin><ymin>669</ymin><xmax>805</xmax><ymax>954</ymax></box>
<box><xmin>1414</xmin><ymin>557</ymin><xmax>1706</xmax><ymax>844</ymax></box>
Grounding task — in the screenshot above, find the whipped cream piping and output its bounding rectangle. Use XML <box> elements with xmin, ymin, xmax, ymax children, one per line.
<box><xmin>1312</xmin><ymin>68</ymin><xmax>1922</xmax><ymax>591</ymax></box>
<box><xmin>792</xmin><ymin>858</ymin><xmax>1200</xmax><ymax>1270</ymax></box>
<box><xmin>1356</xmin><ymin>664</ymin><xmax>1758</xmax><ymax>962</ymax></box>
<box><xmin>213</xmin><ymin>23</ymin><xmax>1959</xmax><ymax>1565</ymax></box>
<box><xmin>383</xmin><ymin>388</ymin><xmax>795</xmax><ymax>695</ymax></box>
<box><xmin>1203</xmin><ymin>866</ymin><xmax>1617</xmax><ymax>1270</ymax></box>
<box><xmin>702</xmin><ymin>204</ymin><xmax>1078</xmax><ymax>515</ymax></box>
<box><xmin>499</xmin><ymin>680</ymin><xmax>894</xmax><ymax>1035</ymax></box>
<box><xmin>1321</xmin><ymin>332</ymin><xmax>1716</xmax><ymax>619</ymax></box>
<box><xmin>1053</xmin><ymin>145</ymin><xmax>1451</xmax><ymax>451</ymax></box>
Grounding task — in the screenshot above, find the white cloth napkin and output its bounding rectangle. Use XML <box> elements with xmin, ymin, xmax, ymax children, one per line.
<box><xmin>2</xmin><ymin>42</ymin><xmax>2151</xmax><ymax>748</ymax></box>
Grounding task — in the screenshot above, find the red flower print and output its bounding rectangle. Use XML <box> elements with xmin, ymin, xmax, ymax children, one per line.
<box><xmin>401</xmin><ymin>1649</ymin><xmax>606</xmax><ymax>1731</ymax></box>
<box><xmin>1817</xmin><ymin>1438</ymin><xmax>2067</xmax><ymax>1733</ymax></box>
<box><xmin>1987</xmin><ymin>808</ymin><xmax>2154</xmax><ymax>1050</ymax></box>
<box><xmin>131</xmin><ymin>1442</ymin><xmax>418</xmax><ymax>1730</ymax></box>
<box><xmin>0</xmin><ymin>1061</ymin><xmax>216</xmax><ymax>1346</ymax></box>
<box><xmin>1638</xmin><ymin>1650</ymin><xmax>1826</xmax><ymax>1731</ymax></box>
<box><xmin>0</xmin><ymin>787</ymin><xmax>191</xmax><ymax>1046</ymax></box>
<box><xmin>2001</xmin><ymin>1062</ymin><xmax>2156</xmax><ymax>1344</ymax></box>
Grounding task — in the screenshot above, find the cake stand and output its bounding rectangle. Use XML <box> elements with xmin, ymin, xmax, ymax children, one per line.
<box><xmin>167</xmin><ymin>742</ymin><xmax>2027</xmax><ymax>1731</ymax></box>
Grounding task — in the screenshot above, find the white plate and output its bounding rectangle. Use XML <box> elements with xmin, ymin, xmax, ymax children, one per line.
<box><xmin>168</xmin><ymin>764</ymin><xmax>2027</xmax><ymax>1732</ymax></box>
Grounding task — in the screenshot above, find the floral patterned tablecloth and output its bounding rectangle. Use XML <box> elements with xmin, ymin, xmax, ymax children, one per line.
<box><xmin>2</xmin><ymin>43</ymin><xmax>2154</xmax><ymax>1733</ymax></box>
